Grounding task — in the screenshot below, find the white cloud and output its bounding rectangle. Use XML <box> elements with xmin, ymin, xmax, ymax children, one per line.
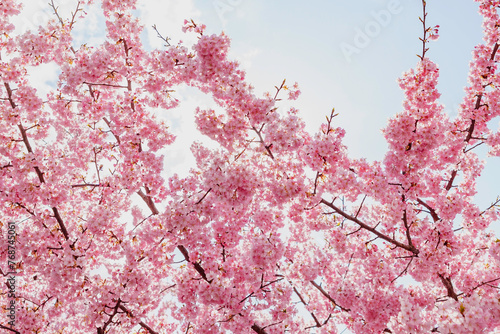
<box><xmin>158</xmin><ymin>85</ymin><xmax>221</xmax><ymax>179</ymax></box>
<box><xmin>136</xmin><ymin>0</ymin><xmax>201</xmax><ymax>49</ymax></box>
<box><xmin>234</xmin><ymin>47</ymin><xmax>261</xmax><ymax>73</ymax></box>
<box><xmin>11</xmin><ymin>0</ymin><xmax>53</xmax><ymax>35</ymax></box>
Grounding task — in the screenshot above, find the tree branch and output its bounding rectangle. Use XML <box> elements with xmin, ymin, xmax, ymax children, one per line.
<box><xmin>195</xmin><ymin>188</ymin><xmax>211</xmax><ymax>205</ymax></box>
<box><xmin>418</xmin><ymin>0</ymin><xmax>429</xmax><ymax>60</ymax></box>
<box><xmin>252</xmin><ymin>125</ymin><xmax>274</xmax><ymax>160</ymax></box>
<box><xmin>4</xmin><ymin>82</ymin><xmax>70</xmax><ymax>240</ymax></box>
<box><xmin>445</xmin><ymin>42</ymin><xmax>499</xmax><ymax>191</ymax></box>
<box><xmin>320</xmin><ymin>199</ymin><xmax>419</xmax><ymax>255</ymax></box>
<box><xmin>152</xmin><ymin>24</ymin><xmax>171</xmax><ymax>46</ymax></box>
<box><xmin>438</xmin><ymin>273</ymin><xmax>458</xmax><ymax>301</ymax></box>
<box><xmin>251</xmin><ymin>324</ymin><xmax>268</xmax><ymax>334</ymax></box>
<box><xmin>310</xmin><ymin>280</ymin><xmax>350</xmax><ymax>312</ymax></box>
<box><xmin>0</xmin><ymin>324</ymin><xmax>20</xmax><ymax>334</ymax></box>
<box><xmin>137</xmin><ymin>188</ymin><xmax>159</xmax><ymax>215</ymax></box>
<box><xmin>402</xmin><ymin>209</ymin><xmax>415</xmax><ymax>250</ymax></box>
<box><xmin>118</xmin><ymin>305</ymin><xmax>159</xmax><ymax>334</ymax></box>
<box><xmin>480</xmin><ymin>196</ymin><xmax>500</xmax><ymax>216</ymax></box>
<box><xmin>417</xmin><ymin>198</ymin><xmax>440</xmax><ymax>222</ymax></box>
<box><xmin>83</xmin><ymin>82</ymin><xmax>128</xmax><ymax>89</ymax></box>
<box><xmin>177</xmin><ymin>245</ymin><xmax>212</xmax><ymax>283</ymax></box>
<box><xmin>293</xmin><ymin>286</ymin><xmax>321</xmax><ymax>328</ymax></box>
<box><xmin>52</xmin><ymin>207</ymin><xmax>69</xmax><ymax>240</ymax></box>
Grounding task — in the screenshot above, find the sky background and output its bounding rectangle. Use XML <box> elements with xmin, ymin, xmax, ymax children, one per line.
<box><xmin>9</xmin><ymin>1</ymin><xmax>500</xmax><ymax>332</ymax></box>
<box><xmin>140</xmin><ymin>0</ymin><xmax>497</xmax><ymax>212</ymax></box>
<box><xmin>14</xmin><ymin>0</ymin><xmax>488</xmax><ymax>161</ymax></box>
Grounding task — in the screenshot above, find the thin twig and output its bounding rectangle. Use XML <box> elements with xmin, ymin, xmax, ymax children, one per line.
<box><xmin>152</xmin><ymin>24</ymin><xmax>171</xmax><ymax>46</ymax></box>
<box><xmin>480</xmin><ymin>196</ymin><xmax>500</xmax><ymax>216</ymax></box>
<box><xmin>252</xmin><ymin>125</ymin><xmax>274</xmax><ymax>160</ymax></box>
<box><xmin>418</xmin><ymin>0</ymin><xmax>429</xmax><ymax>60</ymax></box>
<box><xmin>118</xmin><ymin>305</ymin><xmax>159</xmax><ymax>334</ymax></box>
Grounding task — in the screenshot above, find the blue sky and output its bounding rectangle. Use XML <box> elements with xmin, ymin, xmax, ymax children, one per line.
<box><xmin>136</xmin><ymin>0</ymin><xmax>497</xmax><ymax>211</ymax></box>
<box><xmin>139</xmin><ymin>5</ymin><xmax>499</xmax><ymax>332</ymax></box>
<box><xmin>134</xmin><ymin>0</ymin><xmax>486</xmax><ymax>160</ymax></box>
<box><xmin>186</xmin><ymin>0</ymin><xmax>484</xmax><ymax>159</ymax></box>
<box><xmin>14</xmin><ymin>0</ymin><xmax>488</xmax><ymax>172</ymax></box>
<box><xmin>14</xmin><ymin>0</ymin><xmax>499</xmax><ymax>245</ymax></box>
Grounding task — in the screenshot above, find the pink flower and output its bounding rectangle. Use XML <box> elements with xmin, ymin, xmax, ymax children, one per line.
<box><xmin>428</xmin><ymin>25</ymin><xmax>440</xmax><ymax>41</ymax></box>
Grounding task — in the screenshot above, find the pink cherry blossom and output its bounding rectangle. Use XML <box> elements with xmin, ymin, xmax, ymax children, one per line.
<box><xmin>1</xmin><ymin>0</ymin><xmax>500</xmax><ymax>333</ymax></box>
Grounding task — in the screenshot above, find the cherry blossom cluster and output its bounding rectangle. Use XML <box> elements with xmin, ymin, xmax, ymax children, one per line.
<box><xmin>1</xmin><ymin>0</ymin><xmax>500</xmax><ymax>333</ymax></box>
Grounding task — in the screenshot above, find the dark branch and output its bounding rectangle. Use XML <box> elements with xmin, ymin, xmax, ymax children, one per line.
<box><xmin>310</xmin><ymin>280</ymin><xmax>350</xmax><ymax>312</ymax></box>
<box><xmin>320</xmin><ymin>199</ymin><xmax>419</xmax><ymax>254</ymax></box>
<box><xmin>177</xmin><ymin>245</ymin><xmax>212</xmax><ymax>283</ymax></box>
<box><xmin>52</xmin><ymin>207</ymin><xmax>69</xmax><ymax>240</ymax></box>
<box><xmin>251</xmin><ymin>324</ymin><xmax>268</xmax><ymax>334</ymax></box>
<box><xmin>252</xmin><ymin>125</ymin><xmax>274</xmax><ymax>160</ymax></box>
<box><xmin>118</xmin><ymin>305</ymin><xmax>159</xmax><ymax>334</ymax></box>
<box><xmin>417</xmin><ymin>198</ymin><xmax>440</xmax><ymax>222</ymax></box>
<box><xmin>438</xmin><ymin>273</ymin><xmax>458</xmax><ymax>301</ymax></box>
<box><xmin>0</xmin><ymin>324</ymin><xmax>21</xmax><ymax>334</ymax></box>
